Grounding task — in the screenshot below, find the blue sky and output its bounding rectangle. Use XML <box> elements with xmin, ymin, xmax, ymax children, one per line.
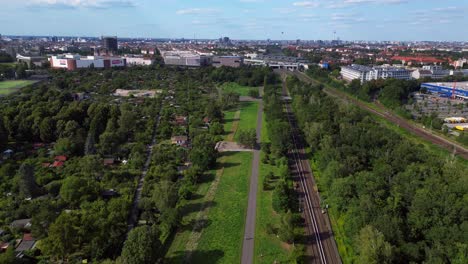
<box><xmin>0</xmin><ymin>0</ymin><xmax>467</xmax><ymax>41</ymax></box>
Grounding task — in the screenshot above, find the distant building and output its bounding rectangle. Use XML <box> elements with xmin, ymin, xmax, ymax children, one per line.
<box><xmin>451</xmin><ymin>58</ymin><xmax>467</xmax><ymax>68</ymax></box>
<box><xmin>50</xmin><ymin>54</ymin><xmax>126</xmax><ymax>70</ymax></box>
<box><xmin>421</xmin><ymin>82</ymin><xmax>468</xmax><ymax>99</ymax></box>
<box><xmin>244</xmin><ymin>55</ymin><xmax>309</xmax><ymax>71</ymax></box>
<box><xmin>450</xmin><ymin>69</ymin><xmax>468</xmax><ymax>77</ymax></box>
<box><xmin>392</xmin><ymin>56</ymin><xmax>445</xmax><ymax>65</ymax></box>
<box><xmin>171</xmin><ymin>136</ymin><xmax>189</xmax><ymax>147</ymax></box>
<box><xmin>341</xmin><ymin>64</ymin><xmax>374</xmax><ymax>82</ymax></box>
<box><xmin>341</xmin><ymin>64</ymin><xmax>412</xmax><ymax>83</ymax></box>
<box><xmin>102</xmin><ymin>36</ymin><xmax>118</xmax><ymax>52</ymax></box>
<box><xmin>212</xmin><ymin>56</ymin><xmax>243</xmax><ymax>68</ymax></box>
<box><xmin>161</xmin><ymin>51</ymin><xmax>210</xmax><ymax>67</ymax></box>
<box><xmin>16</xmin><ymin>54</ymin><xmax>47</xmax><ymax>67</ymax></box>
<box><xmin>412</xmin><ymin>65</ymin><xmax>450</xmax><ymax>79</ymax></box>
<box><xmin>124</xmin><ymin>56</ymin><xmax>154</xmax><ymax>66</ymax></box>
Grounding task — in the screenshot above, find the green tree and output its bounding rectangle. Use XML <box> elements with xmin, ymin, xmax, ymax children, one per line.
<box><xmin>0</xmin><ymin>247</ymin><xmax>15</xmax><ymax>264</ymax></box>
<box><xmin>17</xmin><ymin>163</ymin><xmax>39</xmax><ymax>198</ymax></box>
<box><xmin>54</xmin><ymin>137</ymin><xmax>76</xmax><ymax>156</ymax></box>
<box><xmin>120</xmin><ymin>226</ymin><xmax>162</xmax><ymax>264</ymax></box>
<box><xmin>238</xmin><ymin>129</ymin><xmax>257</xmax><ymax>148</ymax></box>
<box><xmin>60</xmin><ymin>176</ymin><xmax>99</xmax><ymax>207</ymax></box>
<box><xmin>39</xmin><ymin>117</ymin><xmax>55</xmax><ymax>142</ymax></box>
<box><xmin>42</xmin><ymin>212</ymin><xmax>82</xmax><ymax>261</ymax></box>
<box><xmin>356</xmin><ymin>226</ymin><xmax>393</xmax><ymax>264</ymax></box>
<box><xmin>0</xmin><ymin>118</ymin><xmax>8</xmax><ymax>149</ymax></box>
<box><xmin>278</xmin><ymin>210</ymin><xmax>295</xmax><ymax>243</ymax></box>
<box><xmin>248</xmin><ymin>89</ymin><xmax>260</xmax><ymax>98</ymax></box>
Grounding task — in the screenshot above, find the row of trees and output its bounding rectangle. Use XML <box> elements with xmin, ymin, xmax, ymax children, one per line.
<box><xmin>287</xmin><ymin>75</ymin><xmax>467</xmax><ymax>263</ymax></box>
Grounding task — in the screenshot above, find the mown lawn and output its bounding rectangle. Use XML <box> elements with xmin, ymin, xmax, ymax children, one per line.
<box><xmin>0</xmin><ymin>80</ymin><xmax>35</xmax><ymax>95</ymax></box>
<box><xmin>254</xmin><ymin>115</ymin><xmax>292</xmax><ymax>263</ymax></box>
<box><xmin>223</xmin><ymin>107</ymin><xmax>238</xmax><ymax>140</ymax></box>
<box><xmin>220</xmin><ymin>82</ymin><xmax>256</xmax><ymax>96</ymax></box>
<box><xmin>164</xmin><ymin>171</ymin><xmax>216</xmax><ymax>261</ymax></box>
<box><xmin>191</xmin><ymin>151</ymin><xmax>252</xmax><ymax>263</ymax></box>
<box><xmin>234</xmin><ymin>101</ymin><xmax>259</xmax><ymax>141</ymax></box>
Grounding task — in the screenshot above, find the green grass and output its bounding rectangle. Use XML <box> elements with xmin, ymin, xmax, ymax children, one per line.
<box><xmin>223</xmin><ymin>108</ymin><xmax>238</xmax><ymax>139</ymax></box>
<box><xmin>192</xmin><ymin>151</ymin><xmax>252</xmax><ymax>263</ymax></box>
<box><xmin>254</xmin><ymin>116</ymin><xmax>292</xmax><ymax>263</ymax></box>
<box><xmin>220</xmin><ymin>82</ymin><xmax>256</xmax><ymax>96</ymax></box>
<box><xmin>164</xmin><ymin>171</ymin><xmax>216</xmax><ymax>259</ymax></box>
<box><xmin>235</xmin><ymin>101</ymin><xmax>259</xmax><ymax>141</ymax></box>
<box><xmin>0</xmin><ymin>62</ymin><xmax>17</xmax><ymax>67</ymax></box>
<box><xmin>0</xmin><ymin>80</ymin><xmax>35</xmax><ymax>95</ymax></box>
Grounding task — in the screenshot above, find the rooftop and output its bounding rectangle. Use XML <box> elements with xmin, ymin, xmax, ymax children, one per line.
<box><xmin>422</xmin><ymin>82</ymin><xmax>468</xmax><ymax>91</ymax></box>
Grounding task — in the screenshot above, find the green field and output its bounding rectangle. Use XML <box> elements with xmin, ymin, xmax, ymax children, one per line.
<box><xmin>221</xmin><ymin>82</ymin><xmax>256</xmax><ymax>96</ymax></box>
<box><xmin>254</xmin><ymin>115</ymin><xmax>292</xmax><ymax>263</ymax></box>
<box><xmin>194</xmin><ymin>152</ymin><xmax>252</xmax><ymax>263</ymax></box>
<box><xmin>235</xmin><ymin>101</ymin><xmax>259</xmax><ymax>141</ymax></box>
<box><xmin>165</xmin><ymin>152</ymin><xmax>252</xmax><ymax>263</ymax></box>
<box><xmin>164</xmin><ymin>170</ymin><xmax>217</xmax><ymax>261</ymax></box>
<box><xmin>223</xmin><ymin>107</ymin><xmax>238</xmax><ymax>140</ymax></box>
<box><xmin>0</xmin><ymin>62</ymin><xmax>17</xmax><ymax>67</ymax></box>
<box><xmin>0</xmin><ymin>80</ymin><xmax>35</xmax><ymax>95</ymax></box>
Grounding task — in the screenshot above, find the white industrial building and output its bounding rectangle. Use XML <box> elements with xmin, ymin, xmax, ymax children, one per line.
<box><xmin>341</xmin><ymin>64</ymin><xmax>412</xmax><ymax>83</ymax></box>
<box><xmin>160</xmin><ymin>51</ymin><xmax>210</xmax><ymax>67</ymax></box>
<box><xmin>50</xmin><ymin>54</ymin><xmax>126</xmax><ymax>70</ymax></box>
<box><xmin>124</xmin><ymin>56</ymin><xmax>154</xmax><ymax>66</ymax></box>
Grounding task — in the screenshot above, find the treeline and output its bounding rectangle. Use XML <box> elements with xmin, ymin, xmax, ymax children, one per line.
<box><xmin>208</xmin><ymin>66</ymin><xmax>272</xmax><ymax>87</ymax></box>
<box><xmin>287</xmin><ymin>75</ymin><xmax>467</xmax><ymax>263</ymax></box>
<box><xmin>261</xmin><ymin>73</ymin><xmax>307</xmax><ymax>258</ymax></box>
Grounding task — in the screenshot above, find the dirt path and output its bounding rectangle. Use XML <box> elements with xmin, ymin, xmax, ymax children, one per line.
<box><xmin>227</xmin><ymin>110</ymin><xmax>241</xmax><ymax>142</ymax></box>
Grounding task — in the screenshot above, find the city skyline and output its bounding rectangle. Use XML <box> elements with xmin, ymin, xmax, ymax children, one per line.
<box><xmin>0</xmin><ymin>0</ymin><xmax>467</xmax><ymax>41</ymax></box>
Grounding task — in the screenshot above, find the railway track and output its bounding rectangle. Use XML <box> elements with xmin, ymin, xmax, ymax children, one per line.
<box><xmin>281</xmin><ymin>77</ymin><xmax>342</xmax><ymax>264</ymax></box>
<box><xmin>285</xmin><ymin>70</ymin><xmax>468</xmax><ymax>160</ymax></box>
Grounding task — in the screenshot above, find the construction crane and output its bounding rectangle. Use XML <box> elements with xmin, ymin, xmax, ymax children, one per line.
<box><xmin>451</xmin><ymin>81</ymin><xmax>457</xmax><ymax>99</ymax></box>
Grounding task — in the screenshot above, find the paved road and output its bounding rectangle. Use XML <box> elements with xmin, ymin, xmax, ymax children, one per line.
<box><xmin>127</xmin><ymin>110</ymin><xmax>162</xmax><ymax>233</ymax></box>
<box><xmin>241</xmin><ymin>99</ymin><xmax>263</xmax><ymax>264</ymax></box>
<box><xmin>287</xmin><ymin>70</ymin><xmax>468</xmax><ymax>160</ymax></box>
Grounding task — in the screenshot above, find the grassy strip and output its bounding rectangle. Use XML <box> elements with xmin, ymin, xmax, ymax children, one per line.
<box><xmin>223</xmin><ymin>108</ymin><xmax>237</xmax><ymax>137</ymax></box>
<box><xmin>0</xmin><ymin>80</ymin><xmax>35</xmax><ymax>95</ymax></box>
<box><xmin>192</xmin><ymin>151</ymin><xmax>252</xmax><ymax>263</ymax></box>
<box><xmin>221</xmin><ymin>82</ymin><xmax>256</xmax><ymax>96</ymax></box>
<box><xmin>164</xmin><ymin>170</ymin><xmax>217</xmax><ymax>261</ymax></box>
<box><xmin>254</xmin><ymin>115</ymin><xmax>291</xmax><ymax>263</ymax></box>
<box><xmin>235</xmin><ymin>101</ymin><xmax>259</xmax><ymax>141</ymax></box>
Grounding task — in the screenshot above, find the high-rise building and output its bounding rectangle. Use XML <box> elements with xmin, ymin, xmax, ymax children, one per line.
<box><xmin>102</xmin><ymin>36</ymin><xmax>118</xmax><ymax>52</ymax></box>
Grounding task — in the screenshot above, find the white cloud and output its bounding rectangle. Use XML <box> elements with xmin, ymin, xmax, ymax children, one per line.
<box><xmin>176</xmin><ymin>8</ymin><xmax>219</xmax><ymax>15</ymax></box>
<box><xmin>293</xmin><ymin>1</ymin><xmax>320</xmax><ymax>8</ymax></box>
<box><xmin>29</xmin><ymin>0</ymin><xmax>136</xmax><ymax>9</ymax></box>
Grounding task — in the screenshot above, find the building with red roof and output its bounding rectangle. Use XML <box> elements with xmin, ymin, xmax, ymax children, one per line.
<box><xmin>392</xmin><ymin>56</ymin><xmax>445</xmax><ymax>65</ymax></box>
<box><xmin>54</xmin><ymin>155</ymin><xmax>67</xmax><ymax>162</ymax></box>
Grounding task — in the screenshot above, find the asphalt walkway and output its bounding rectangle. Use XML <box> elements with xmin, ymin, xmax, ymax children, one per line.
<box><xmin>241</xmin><ymin>99</ymin><xmax>263</xmax><ymax>264</ymax></box>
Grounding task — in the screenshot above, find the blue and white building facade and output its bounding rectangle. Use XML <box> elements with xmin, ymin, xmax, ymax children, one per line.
<box><xmin>421</xmin><ymin>82</ymin><xmax>468</xmax><ymax>99</ymax></box>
